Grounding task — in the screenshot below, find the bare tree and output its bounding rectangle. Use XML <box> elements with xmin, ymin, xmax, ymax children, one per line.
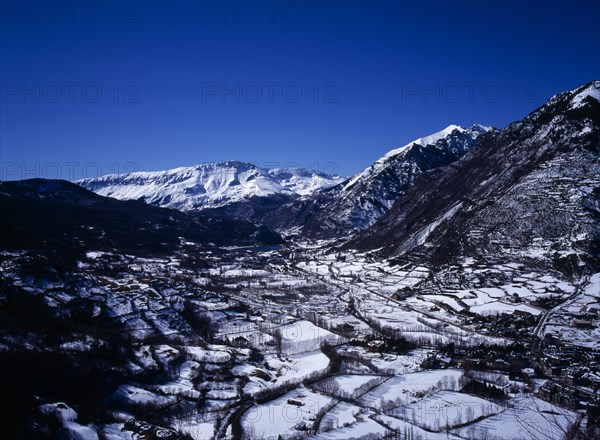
<box><xmin>273</xmin><ymin>328</ymin><xmax>282</xmax><ymax>358</ymax></box>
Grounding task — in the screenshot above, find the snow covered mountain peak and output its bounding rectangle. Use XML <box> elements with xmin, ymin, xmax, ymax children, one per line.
<box><xmin>570</xmin><ymin>80</ymin><xmax>600</xmax><ymax>109</ymax></box>
<box><xmin>410</xmin><ymin>123</ymin><xmax>463</xmax><ymax>145</ymax></box>
<box><xmin>379</xmin><ymin>124</ymin><xmax>464</xmax><ymax>163</ymax></box>
<box><xmin>265</xmin><ymin>122</ymin><xmax>493</xmax><ymax>237</ymax></box>
<box><xmin>344</xmin><ymin>123</ymin><xmax>492</xmax><ymax>191</ymax></box>
<box><xmin>350</xmin><ymin>80</ymin><xmax>600</xmax><ymax>269</ymax></box>
<box><xmin>78</xmin><ymin>162</ymin><xmax>344</xmax><ymax>212</ymax></box>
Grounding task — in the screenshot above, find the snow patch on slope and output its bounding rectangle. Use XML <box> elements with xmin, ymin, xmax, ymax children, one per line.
<box><xmin>396</xmin><ymin>202</ymin><xmax>464</xmax><ymax>254</ymax></box>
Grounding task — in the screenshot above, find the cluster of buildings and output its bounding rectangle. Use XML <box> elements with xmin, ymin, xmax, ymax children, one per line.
<box><xmin>464</xmin><ymin>309</ymin><xmax>537</xmax><ymax>338</ymax></box>
<box><xmin>537</xmin><ymin>345</ymin><xmax>600</xmax><ymax>390</ymax></box>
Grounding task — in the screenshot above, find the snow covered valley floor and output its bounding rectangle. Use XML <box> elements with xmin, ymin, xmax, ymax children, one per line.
<box><xmin>0</xmin><ymin>244</ymin><xmax>598</xmax><ymax>439</ymax></box>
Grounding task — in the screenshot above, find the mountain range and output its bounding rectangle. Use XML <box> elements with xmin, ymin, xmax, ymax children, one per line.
<box><xmin>78</xmin><ymin>124</ymin><xmax>493</xmax><ymax>239</ymax></box>
<box><xmin>264</xmin><ymin>123</ymin><xmax>492</xmax><ymax>238</ymax></box>
<box><xmin>75</xmin><ymin>80</ymin><xmax>600</xmax><ymax>276</ymax></box>
<box><xmin>78</xmin><ymin>161</ymin><xmax>342</xmax><ymax>211</ymax></box>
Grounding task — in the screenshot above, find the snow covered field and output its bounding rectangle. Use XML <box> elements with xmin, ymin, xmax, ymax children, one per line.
<box><xmin>3</xmin><ymin>247</ymin><xmax>594</xmax><ymax>439</ymax></box>
<box><xmin>542</xmin><ymin>273</ymin><xmax>600</xmax><ymax>348</ymax></box>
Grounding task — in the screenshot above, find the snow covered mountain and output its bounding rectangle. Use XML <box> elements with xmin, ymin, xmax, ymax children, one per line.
<box><xmin>265</xmin><ymin>124</ymin><xmax>492</xmax><ymax>237</ymax></box>
<box><xmin>350</xmin><ymin>80</ymin><xmax>600</xmax><ymax>276</ymax></box>
<box><xmin>78</xmin><ymin>129</ymin><xmax>489</xmax><ymax>236</ymax></box>
<box><xmin>78</xmin><ymin>161</ymin><xmax>343</xmax><ymax>212</ymax></box>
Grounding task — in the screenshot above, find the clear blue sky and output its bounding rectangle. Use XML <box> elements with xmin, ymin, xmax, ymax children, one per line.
<box><xmin>1</xmin><ymin>0</ymin><xmax>599</xmax><ymax>180</ymax></box>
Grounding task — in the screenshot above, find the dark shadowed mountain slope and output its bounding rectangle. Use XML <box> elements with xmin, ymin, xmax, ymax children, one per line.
<box><xmin>264</xmin><ymin>124</ymin><xmax>491</xmax><ymax>238</ymax></box>
<box><xmin>348</xmin><ymin>81</ymin><xmax>600</xmax><ymax>277</ymax></box>
<box><xmin>0</xmin><ymin>179</ymin><xmax>282</xmax><ymax>261</ymax></box>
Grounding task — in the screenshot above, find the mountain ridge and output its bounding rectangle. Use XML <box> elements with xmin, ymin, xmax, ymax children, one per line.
<box><xmin>348</xmin><ymin>80</ymin><xmax>600</xmax><ymax>277</ymax></box>
<box><xmin>263</xmin><ymin>123</ymin><xmax>492</xmax><ymax>237</ymax></box>
<box><xmin>0</xmin><ymin>178</ymin><xmax>283</xmax><ymax>263</ymax></box>
<box><xmin>77</xmin><ymin>161</ymin><xmax>343</xmax><ymax>212</ymax></box>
